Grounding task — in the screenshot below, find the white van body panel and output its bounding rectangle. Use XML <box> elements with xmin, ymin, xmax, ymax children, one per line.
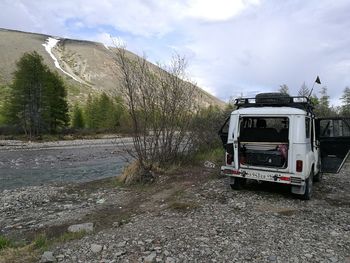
<box><xmin>222</xmin><ymin>106</ymin><xmax>318</xmax><ymax>187</ymax></box>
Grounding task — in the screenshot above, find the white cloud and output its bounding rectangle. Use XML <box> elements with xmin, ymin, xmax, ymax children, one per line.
<box><xmin>185</xmin><ymin>0</ymin><xmax>260</xmax><ymax>21</ymax></box>
<box><xmin>0</xmin><ymin>0</ymin><xmax>349</xmax><ymax>105</ymax></box>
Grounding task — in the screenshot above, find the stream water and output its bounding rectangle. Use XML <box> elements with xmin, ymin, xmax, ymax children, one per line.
<box><xmin>0</xmin><ymin>142</ymin><xmax>127</xmax><ymax>190</ymax></box>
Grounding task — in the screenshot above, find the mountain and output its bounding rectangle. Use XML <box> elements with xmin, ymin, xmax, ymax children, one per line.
<box><xmin>0</xmin><ymin>28</ymin><xmax>225</xmax><ymax>108</ymax></box>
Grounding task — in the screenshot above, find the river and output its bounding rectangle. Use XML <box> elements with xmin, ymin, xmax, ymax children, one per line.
<box><xmin>0</xmin><ymin>138</ymin><xmax>130</xmax><ymax>190</ymax></box>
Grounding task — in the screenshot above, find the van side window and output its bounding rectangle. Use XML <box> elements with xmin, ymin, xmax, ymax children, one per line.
<box><xmin>320</xmin><ymin>119</ymin><xmax>350</xmax><ymax>137</ymax></box>
<box><xmin>305</xmin><ymin>118</ymin><xmax>310</xmax><ymax>139</ymax></box>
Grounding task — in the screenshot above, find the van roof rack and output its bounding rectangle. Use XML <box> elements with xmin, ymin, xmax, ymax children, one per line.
<box><xmin>235</xmin><ymin>93</ymin><xmax>314</xmax><ymax>113</ymax></box>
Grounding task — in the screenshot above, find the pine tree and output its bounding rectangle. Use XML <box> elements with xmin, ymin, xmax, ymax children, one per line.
<box><xmin>84</xmin><ymin>94</ymin><xmax>100</xmax><ymax>129</ymax></box>
<box><xmin>279</xmin><ymin>84</ymin><xmax>289</xmax><ymax>95</ymax></box>
<box><xmin>314</xmin><ymin>87</ymin><xmax>332</xmax><ymax>117</ymax></box>
<box><xmin>83</xmin><ymin>93</ymin><xmax>126</xmax><ymax>130</ymax></box>
<box><xmin>6</xmin><ymin>52</ymin><xmax>47</xmax><ymax>137</ymax></box>
<box><xmin>298</xmin><ymin>82</ymin><xmax>310</xmax><ymax>97</ymax></box>
<box><xmin>5</xmin><ymin>51</ymin><xmax>69</xmax><ymax>137</ymax></box>
<box><xmin>44</xmin><ymin>70</ymin><xmax>69</xmax><ymax>133</ymax></box>
<box><xmin>0</xmin><ymin>84</ymin><xmax>11</xmax><ymax>125</ymax></box>
<box><xmin>340</xmin><ymin>87</ymin><xmax>350</xmax><ymax>116</ymax></box>
<box><xmin>72</xmin><ymin>104</ymin><xmax>85</xmax><ymax>129</ymax></box>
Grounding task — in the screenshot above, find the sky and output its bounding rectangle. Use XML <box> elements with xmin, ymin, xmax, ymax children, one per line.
<box><xmin>1</xmin><ymin>0</ymin><xmax>349</xmax><ymax>106</ymax></box>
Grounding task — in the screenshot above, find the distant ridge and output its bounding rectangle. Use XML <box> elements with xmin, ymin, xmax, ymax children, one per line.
<box><xmin>0</xmin><ymin>28</ymin><xmax>226</xmax><ymax>108</ymax></box>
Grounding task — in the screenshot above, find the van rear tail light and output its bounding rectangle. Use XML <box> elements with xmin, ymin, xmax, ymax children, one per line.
<box><xmin>226</xmin><ymin>152</ymin><xmax>233</xmax><ymax>165</ymax></box>
<box><xmin>224</xmin><ymin>169</ymin><xmax>240</xmax><ymax>175</ymax></box>
<box><xmin>296</xmin><ymin>160</ymin><xmax>303</xmax><ymax>172</ymax></box>
<box><xmin>280</xmin><ymin>176</ymin><xmax>291</xmax><ymax>181</ymax></box>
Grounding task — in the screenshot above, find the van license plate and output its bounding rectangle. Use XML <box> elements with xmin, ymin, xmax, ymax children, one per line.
<box><xmin>245</xmin><ymin>172</ymin><xmax>274</xmax><ymax>180</ymax></box>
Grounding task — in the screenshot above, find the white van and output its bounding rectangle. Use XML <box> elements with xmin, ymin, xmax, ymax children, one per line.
<box><xmin>219</xmin><ymin>93</ymin><xmax>350</xmax><ymax>200</ymax></box>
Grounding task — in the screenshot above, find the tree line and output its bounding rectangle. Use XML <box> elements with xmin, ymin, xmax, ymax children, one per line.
<box><xmin>278</xmin><ymin>83</ymin><xmax>350</xmax><ymax>117</ymax></box>
<box><xmin>0</xmin><ymin>50</ymin><xmax>348</xmax><ymax>152</ymax></box>
<box><xmin>71</xmin><ymin>93</ymin><xmax>129</xmax><ymax>132</ymax></box>
<box><xmin>0</xmin><ymin>51</ymin><xmax>130</xmax><ymax>138</ymax></box>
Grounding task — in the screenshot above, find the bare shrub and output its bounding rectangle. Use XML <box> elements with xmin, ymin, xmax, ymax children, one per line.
<box><xmin>113</xmin><ymin>47</ymin><xmax>199</xmax><ymax>181</ymax></box>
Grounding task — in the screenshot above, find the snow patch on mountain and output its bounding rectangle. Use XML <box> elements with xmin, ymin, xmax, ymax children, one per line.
<box><xmin>42</xmin><ymin>37</ymin><xmax>83</xmax><ymax>84</ymax></box>
<box><xmin>103</xmin><ymin>43</ymin><xmax>110</xmax><ymax>50</ymax></box>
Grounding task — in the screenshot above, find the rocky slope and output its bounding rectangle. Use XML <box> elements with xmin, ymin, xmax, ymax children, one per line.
<box><xmin>0</xmin><ymin>28</ymin><xmax>225</xmax><ymax>108</ymax></box>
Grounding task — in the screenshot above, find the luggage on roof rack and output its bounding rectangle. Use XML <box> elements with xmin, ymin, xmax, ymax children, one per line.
<box><xmin>234</xmin><ymin>92</ymin><xmax>313</xmax><ymax>112</ymax></box>
<box><xmin>255</xmin><ymin>92</ymin><xmax>291</xmax><ymax>104</ymax></box>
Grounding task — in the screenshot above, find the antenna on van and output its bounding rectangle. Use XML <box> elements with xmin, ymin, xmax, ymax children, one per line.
<box><xmin>308</xmin><ymin>76</ymin><xmax>321</xmax><ymax>98</ymax></box>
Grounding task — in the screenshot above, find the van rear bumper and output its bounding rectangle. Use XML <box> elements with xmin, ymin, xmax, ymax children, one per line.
<box><xmin>220</xmin><ymin>166</ymin><xmax>304</xmax><ymax>185</ymax></box>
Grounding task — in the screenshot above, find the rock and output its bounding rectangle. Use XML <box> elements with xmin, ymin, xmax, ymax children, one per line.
<box><xmin>67</xmin><ymin>222</ymin><xmax>94</xmax><ymax>233</ymax></box>
<box><xmin>115</xmin><ymin>251</ymin><xmax>126</xmax><ymax>257</ymax></box>
<box><xmin>112</xmin><ymin>221</ymin><xmax>121</xmax><ymax>227</ymax></box>
<box><xmin>55</xmin><ymin>254</ymin><xmax>64</xmax><ymax>261</ymax></box>
<box><xmin>41</xmin><ymin>251</ymin><xmax>56</xmax><ymax>262</ymax></box>
<box><xmin>268</xmin><ymin>255</ymin><xmax>277</xmax><ymax>262</ymax></box>
<box><xmin>96</xmin><ymin>198</ymin><xmax>106</xmax><ymax>204</ymax></box>
<box><xmin>144</xmin><ymin>252</ymin><xmax>157</xmax><ymax>263</ymax></box>
<box><xmin>165</xmin><ymin>257</ymin><xmax>176</xmax><ymax>263</ymax></box>
<box><xmin>63</xmin><ymin>204</ymin><xmax>73</xmax><ymax>209</ymax></box>
<box><xmin>117</xmin><ymin>241</ymin><xmax>127</xmax><ymax>247</ymax></box>
<box><xmin>195</xmin><ymin>237</ymin><xmax>209</xmax><ymax>242</ymax></box>
<box><xmin>330</xmin><ymin>231</ymin><xmax>338</xmax><ymax>237</ymax></box>
<box><xmin>91</xmin><ymin>244</ymin><xmax>103</xmax><ymax>253</ymax></box>
<box><xmin>204</xmin><ymin>161</ymin><xmax>216</xmax><ymax>168</ymax></box>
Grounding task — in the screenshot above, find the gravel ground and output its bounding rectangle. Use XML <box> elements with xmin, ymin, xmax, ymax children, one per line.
<box><xmin>0</xmin><ymin>162</ymin><xmax>349</xmax><ymax>263</ymax></box>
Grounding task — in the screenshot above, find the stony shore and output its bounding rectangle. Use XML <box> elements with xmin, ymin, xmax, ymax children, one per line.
<box><xmin>0</xmin><ymin>162</ymin><xmax>349</xmax><ymax>263</ymax></box>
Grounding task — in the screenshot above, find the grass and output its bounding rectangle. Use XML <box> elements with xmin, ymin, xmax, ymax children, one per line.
<box><xmin>0</xmin><ymin>231</ymin><xmax>88</xmax><ymax>263</ymax></box>
<box><xmin>0</xmin><ymin>236</ymin><xmax>12</xmax><ymax>250</ymax></box>
<box><xmin>168</xmin><ymin>201</ymin><xmax>200</xmax><ymax>211</ymax></box>
<box><xmin>33</xmin><ymin>234</ymin><xmax>49</xmax><ymax>250</ymax></box>
<box><xmin>115</xmin><ymin>214</ymin><xmax>132</xmax><ymax>226</ymax></box>
<box><xmin>193</xmin><ymin>147</ymin><xmax>224</xmax><ymax>164</ymax></box>
<box><xmin>0</xmin><ymin>245</ymin><xmax>38</xmax><ymax>263</ymax></box>
<box><xmin>55</xmin><ymin>231</ymin><xmax>87</xmax><ymax>243</ymax></box>
<box><xmin>0</xmin><ymin>235</ymin><xmax>38</xmax><ymax>263</ymax></box>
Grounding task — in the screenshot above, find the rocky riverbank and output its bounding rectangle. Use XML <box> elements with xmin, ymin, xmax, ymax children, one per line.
<box><xmin>1</xmin><ymin>162</ymin><xmax>349</xmax><ymax>263</ymax></box>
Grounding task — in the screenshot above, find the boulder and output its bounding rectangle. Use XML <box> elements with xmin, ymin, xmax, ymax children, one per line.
<box><xmin>90</xmin><ymin>244</ymin><xmax>103</xmax><ymax>253</ymax></box>
<box><xmin>41</xmin><ymin>251</ymin><xmax>56</xmax><ymax>262</ymax></box>
<box><xmin>67</xmin><ymin>222</ymin><xmax>94</xmax><ymax>233</ymax></box>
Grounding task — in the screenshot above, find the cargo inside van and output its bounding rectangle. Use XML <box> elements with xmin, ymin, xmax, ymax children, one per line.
<box><xmin>239</xmin><ymin>117</ymin><xmax>289</xmax><ymax>168</ymax></box>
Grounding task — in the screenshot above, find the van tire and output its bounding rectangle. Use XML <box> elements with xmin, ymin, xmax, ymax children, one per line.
<box><xmin>301</xmin><ymin>171</ymin><xmax>313</xmax><ymax>200</ymax></box>
<box><xmin>313</xmin><ymin>172</ymin><xmax>322</xmax><ymax>182</ymax></box>
<box><xmin>230</xmin><ymin>177</ymin><xmax>246</xmax><ymax>190</ymax></box>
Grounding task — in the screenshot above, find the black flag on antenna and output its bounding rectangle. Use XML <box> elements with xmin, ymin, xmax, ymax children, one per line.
<box><xmin>315</xmin><ymin>76</ymin><xmax>321</xmax><ymax>84</ymax></box>
<box><xmin>308</xmin><ymin>76</ymin><xmax>322</xmax><ymax>98</ymax></box>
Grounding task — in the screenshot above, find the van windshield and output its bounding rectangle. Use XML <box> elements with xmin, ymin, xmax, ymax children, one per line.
<box><xmin>239</xmin><ymin>117</ymin><xmax>289</xmax><ymax>142</ymax></box>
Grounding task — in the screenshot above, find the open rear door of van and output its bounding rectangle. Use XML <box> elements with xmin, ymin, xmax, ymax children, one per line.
<box><xmin>316</xmin><ymin>117</ymin><xmax>350</xmax><ymax>173</ymax></box>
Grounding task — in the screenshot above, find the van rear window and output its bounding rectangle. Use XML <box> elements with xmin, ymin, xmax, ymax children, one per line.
<box><xmin>239</xmin><ymin>117</ymin><xmax>289</xmax><ymax>142</ymax></box>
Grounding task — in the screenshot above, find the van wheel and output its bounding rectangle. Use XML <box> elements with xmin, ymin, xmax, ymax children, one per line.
<box><xmin>313</xmin><ymin>172</ymin><xmax>322</xmax><ymax>182</ymax></box>
<box><xmin>230</xmin><ymin>177</ymin><xmax>246</xmax><ymax>190</ymax></box>
<box><xmin>301</xmin><ymin>171</ymin><xmax>313</xmax><ymax>200</ymax></box>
